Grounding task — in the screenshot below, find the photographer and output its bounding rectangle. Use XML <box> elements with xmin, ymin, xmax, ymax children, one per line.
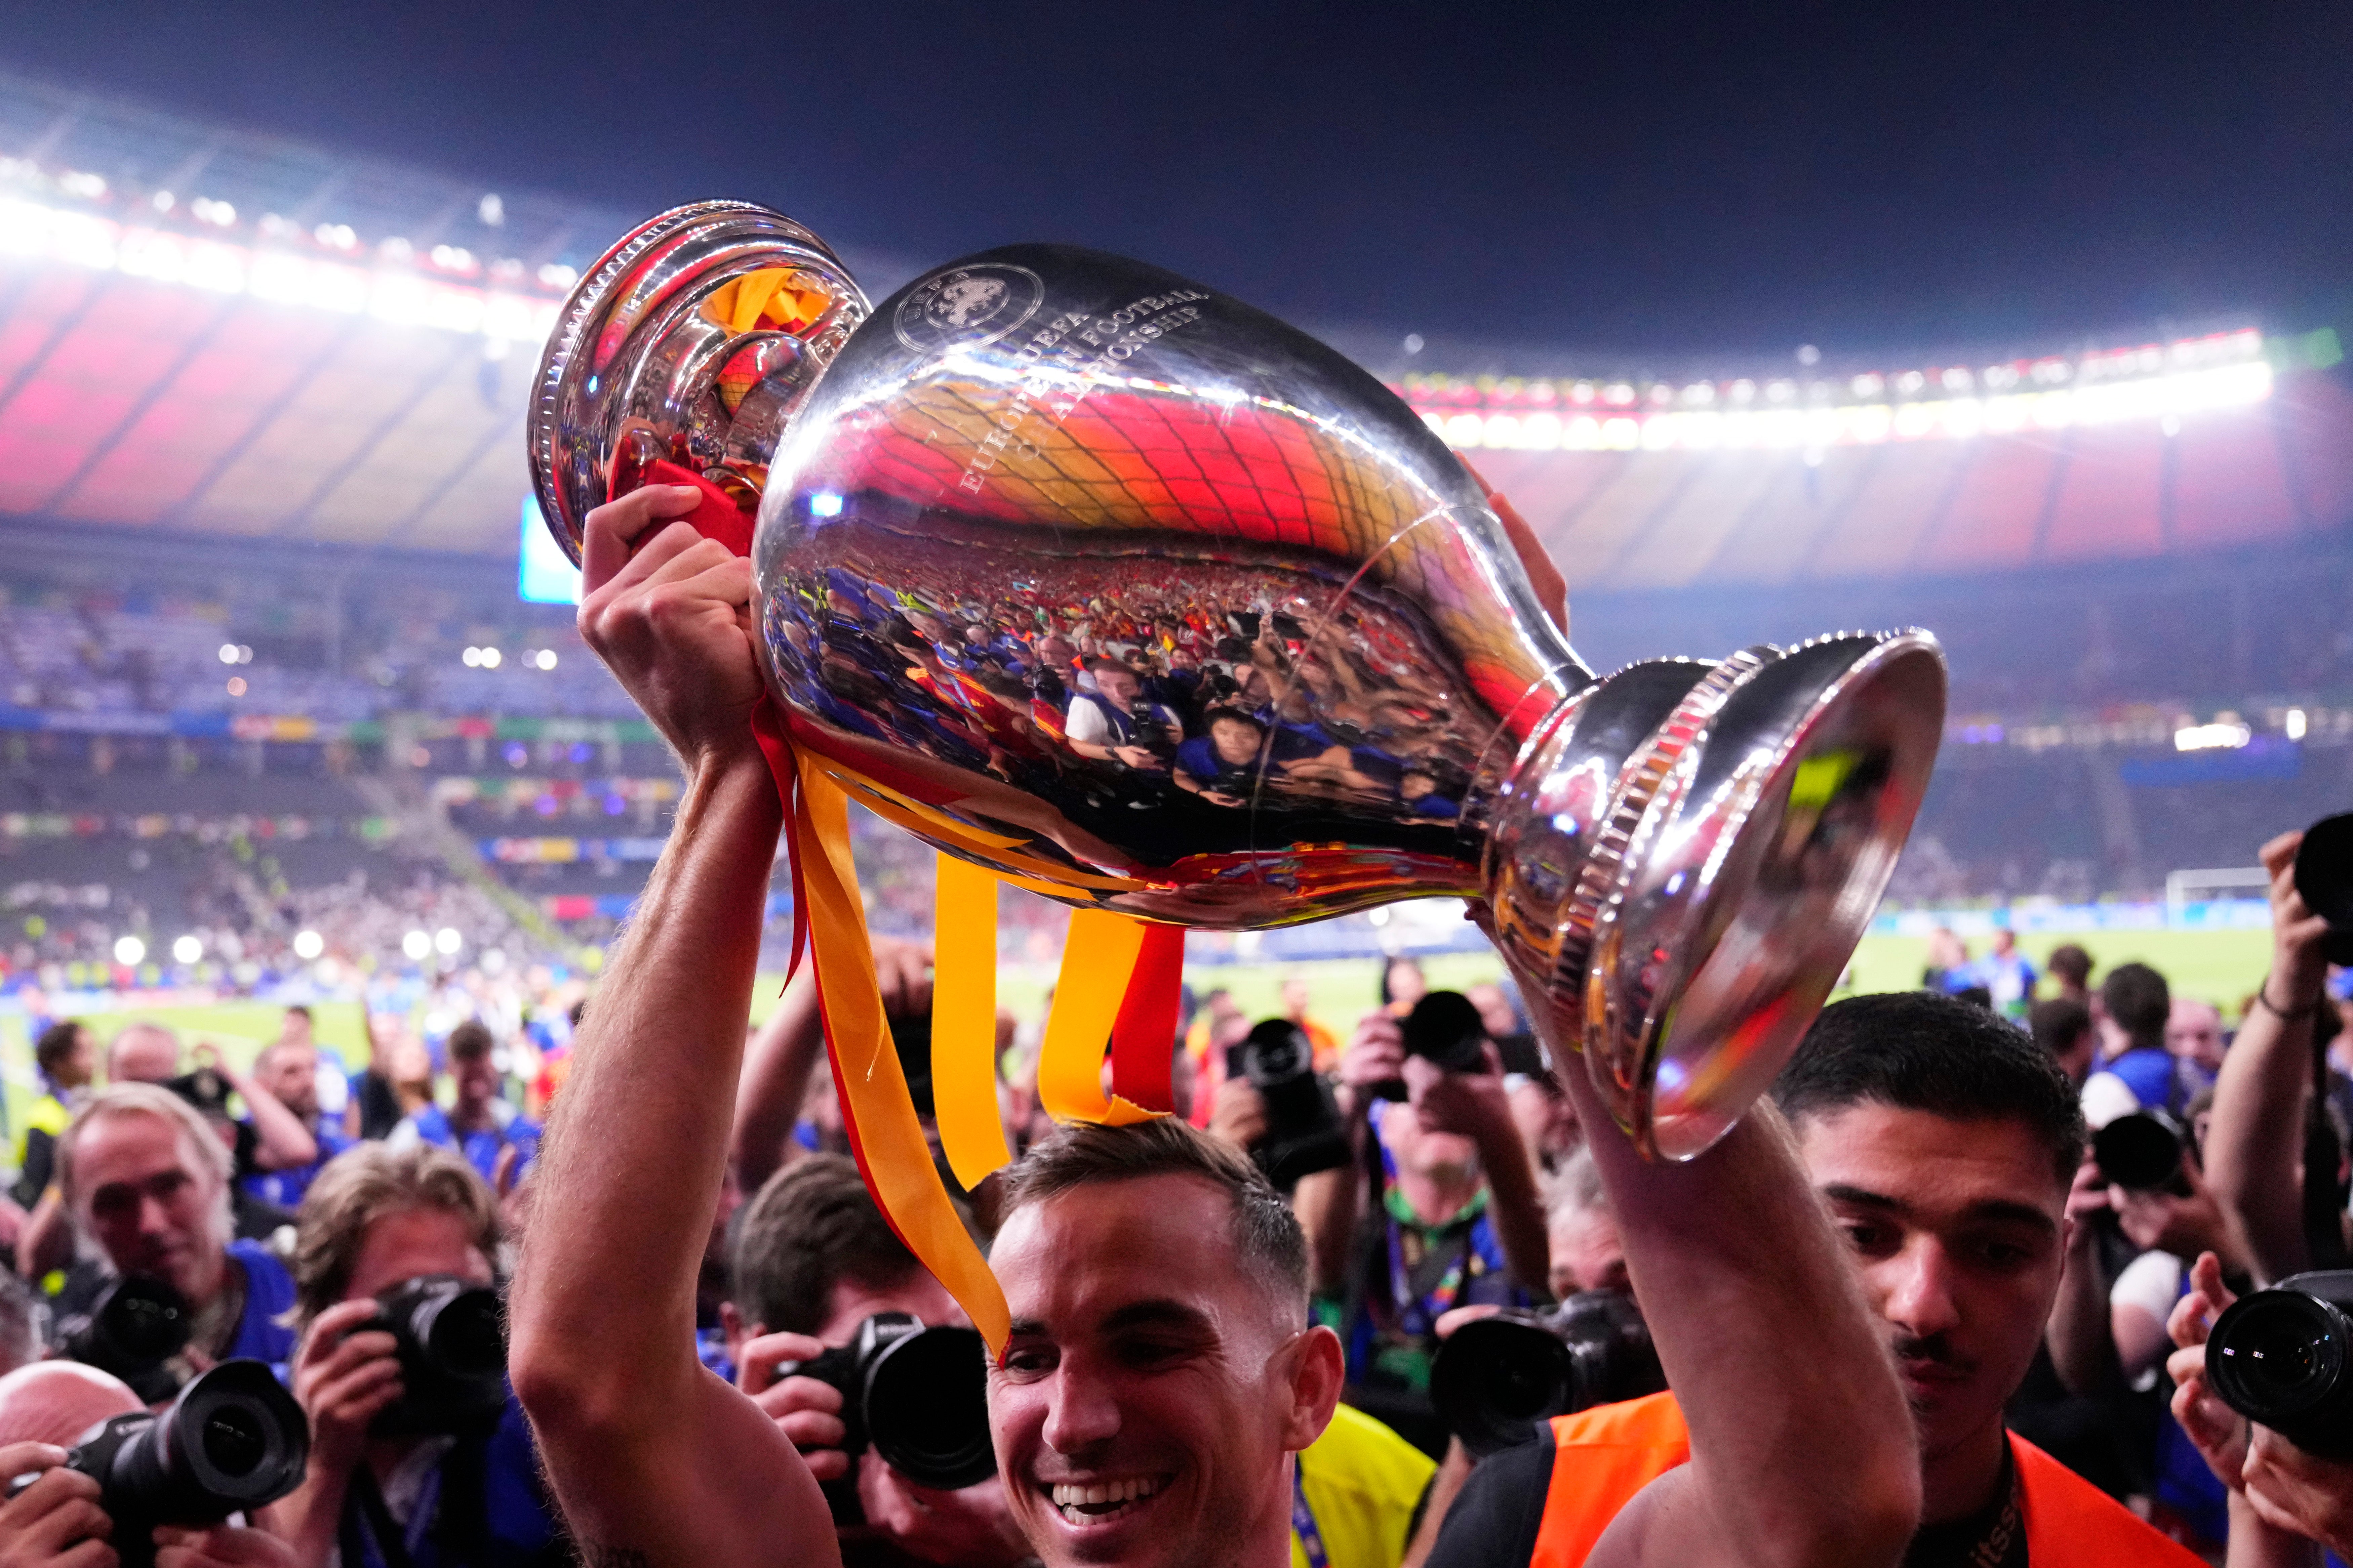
<box><xmin>269</xmin><ymin>1142</ymin><xmax>561</xmax><ymax>1568</ymax></box>
<box><xmin>53</xmin><ymin>1085</ymin><xmax>296</xmax><ymax>1372</ymax></box>
<box><xmin>1293</xmin><ymin>996</ymin><xmax>1549</xmax><ymax>1454</ymax></box>
<box><xmin>512</xmin><ymin>482</ymin><xmax>1920</xmax><ymax>1568</ymax></box>
<box><xmin>1064</xmin><ymin>657</ymin><xmax>1181</xmax><ymax>771</ymax></box>
<box><xmin>386</xmin><ymin>1024</ymin><xmax>539</xmax><ymax>1194</ymax></box>
<box><xmin>723</xmin><ymin>1155</ymin><xmax>1025</xmax><ymax>1568</ymax></box>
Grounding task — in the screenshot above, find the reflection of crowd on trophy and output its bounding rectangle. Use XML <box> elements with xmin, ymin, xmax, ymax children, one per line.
<box><xmin>768</xmin><ymin>534</ymin><xmax>1487</xmax><ymax>834</ymax></box>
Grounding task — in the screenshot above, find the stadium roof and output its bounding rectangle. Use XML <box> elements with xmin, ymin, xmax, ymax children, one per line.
<box><xmin>1</xmin><ymin>70</ymin><xmax>2346</xmax><ymax>587</ymax></box>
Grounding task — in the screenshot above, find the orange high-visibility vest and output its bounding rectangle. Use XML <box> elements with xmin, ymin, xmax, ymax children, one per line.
<box><xmin>1528</xmin><ymin>1392</ymin><xmax>2204</xmax><ymax>1567</ymax></box>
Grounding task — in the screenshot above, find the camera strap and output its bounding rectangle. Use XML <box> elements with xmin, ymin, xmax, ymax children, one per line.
<box><xmin>346</xmin><ymin>1465</ymin><xmax>434</xmax><ymax>1568</ymax></box>
<box><xmin>1290</xmin><ymin>1465</ymin><xmax>1329</xmax><ymax>1568</ymax></box>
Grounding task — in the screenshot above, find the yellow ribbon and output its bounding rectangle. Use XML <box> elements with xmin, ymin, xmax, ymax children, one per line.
<box><xmin>1037</xmin><ymin>909</ymin><xmax>1164</xmax><ymax>1127</ymax></box>
<box><xmin>791</xmin><ymin>755</ymin><xmax>1008</xmax><ymax>1350</ymax></box>
<box><xmin>932</xmin><ymin>852</ymin><xmax>1013</xmax><ymax>1190</ymax></box>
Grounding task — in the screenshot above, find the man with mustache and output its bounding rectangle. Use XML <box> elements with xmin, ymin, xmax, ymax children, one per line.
<box><xmin>1427</xmin><ymin>990</ymin><xmax>2206</xmax><ymax>1567</ymax></box>
<box><xmin>510</xmin><ymin>483</ymin><xmax>1921</xmax><ymax>1568</ymax></box>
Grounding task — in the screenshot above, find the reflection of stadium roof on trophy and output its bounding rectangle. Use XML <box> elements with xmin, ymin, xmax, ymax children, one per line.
<box><xmin>1</xmin><ymin>69</ymin><xmax>2346</xmax><ymax>591</ymax></box>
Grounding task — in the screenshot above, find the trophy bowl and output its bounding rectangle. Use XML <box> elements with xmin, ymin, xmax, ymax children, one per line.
<box><xmin>531</xmin><ymin>202</ymin><xmax>1946</xmax><ymax>1159</ymax></box>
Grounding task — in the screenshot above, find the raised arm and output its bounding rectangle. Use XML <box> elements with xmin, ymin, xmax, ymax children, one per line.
<box><xmin>206</xmin><ymin>1048</ymin><xmax>318</xmax><ymax>1171</ymax></box>
<box><xmin>509</xmin><ymin>483</ymin><xmax>837</xmax><ymax>1568</ymax></box>
<box><xmin>2204</xmin><ymin>830</ymin><xmax>2332</xmax><ymax>1285</ymax></box>
<box><xmin>1521</xmin><ymin>975</ymin><xmax>1918</xmax><ymax>1568</ymax></box>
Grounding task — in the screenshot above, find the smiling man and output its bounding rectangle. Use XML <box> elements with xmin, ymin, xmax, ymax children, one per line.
<box><xmin>1428</xmin><ymin>990</ymin><xmax>2207</xmax><ymax>1568</ymax></box>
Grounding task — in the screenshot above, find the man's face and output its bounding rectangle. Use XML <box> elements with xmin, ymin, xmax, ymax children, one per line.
<box><xmin>2166</xmin><ymin>1000</ymin><xmax>2226</xmax><ymax>1073</ymax></box>
<box><xmin>989</xmin><ymin>1175</ymin><xmax>1334</xmax><ymax>1568</ymax></box>
<box><xmin>108</xmin><ymin>1027</ymin><xmax>177</xmax><ymax>1085</ymax></box>
<box><xmin>280</xmin><ymin>1010</ymin><xmax>313</xmax><ymax>1048</ymax></box>
<box><xmin>74</xmin><ymin>1112</ymin><xmax>227</xmax><ymax>1305</ymax></box>
<box><xmin>1465</xmin><ymin>983</ymin><xmax>1518</xmax><ymax>1039</ymax></box>
<box><xmin>452</xmin><ymin>1051</ymin><xmax>498</xmax><ymax>1110</ymax></box>
<box><xmin>56</xmin><ymin>1030</ymin><xmax>93</xmax><ymax>1090</ymax></box>
<box><xmin>1377</xmin><ymin>1097</ymin><xmax>1479</xmax><ymax>1182</ymax></box>
<box><xmin>343</xmin><ymin>1205</ymin><xmax>494</xmax><ymax>1303</ymax></box>
<box><xmin>1208</xmin><ymin>718</ymin><xmax>1259</xmax><ymax>766</ymax></box>
<box><xmin>1095</xmin><ymin>669</ymin><xmax>1140</xmax><ymax>710</ymax></box>
<box><xmin>1795</xmin><ymin>1105</ymin><xmax>2066</xmax><ymax>1466</ymax></box>
<box><xmin>1548</xmin><ymin>1203</ymin><xmax>1627</xmax><ymax>1297</ymax></box>
<box><xmin>1279</xmin><ymin>979</ymin><xmax>1310</xmax><ymax>1016</ymax></box>
<box><xmin>259</xmin><ymin>1043</ymin><xmax>319</xmax><ymax>1121</ymax></box>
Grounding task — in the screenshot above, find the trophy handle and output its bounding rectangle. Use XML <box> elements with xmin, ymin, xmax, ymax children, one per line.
<box><xmin>527</xmin><ymin>202</ymin><xmax>869</xmax><ymax>565</ymax></box>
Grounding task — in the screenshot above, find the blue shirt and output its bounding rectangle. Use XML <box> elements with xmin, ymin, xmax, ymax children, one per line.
<box><xmin>337</xmin><ymin>1389</ymin><xmax>562</xmax><ymax>1568</ymax></box>
<box><xmin>2107</xmin><ymin>1045</ymin><xmax>2184</xmax><ymax>1115</ymax></box>
<box><xmin>226</xmin><ymin>1238</ymin><xmax>299</xmax><ymax>1369</ymax></box>
<box><xmin>241</xmin><ymin>1120</ymin><xmax>355</xmax><ymax>1210</ymax></box>
<box><xmin>392</xmin><ymin>1102</ymin><xmax>542</xmax><ymax>1187</ymax></box>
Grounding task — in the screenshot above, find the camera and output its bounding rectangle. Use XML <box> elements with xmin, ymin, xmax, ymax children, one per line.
<box><xmin>2295</xmin><ymin>814</ymin><xmax>2353</xmax><ymax>965</ymax></box>
<box><xmin>2207</xmin><ymin>1270</ymin><xmax>2353</xmax><ymax>1457</ymax></box>
<box><xmin>57</xmin><ymin>1276</ymin><xmax>192</xmax><ymax>1404</ymax></box>
<box><xmin>372</xmin><ymin>1275</ymin><xmax>508</xmax><ymax>1437</ymax></box>
<box><xmin>1369</xmin><ymin>991</ymin><xmax>1494</xmax><ymax>1102</ymax></box>
<box><xmin>10</xmin><ymin>1360</ymin><xmax>309</xmax><ymax>1568</ymax></box>
<box><xmin>1428</xmin><ymin>1291</ymin><xmax>1667</xmax><ymax>1456</ymax></box>
<box><xmin>775</xmin><ymin>1312</ymin><xmax>994</xmax><ymax>1505</ymax></box>
<box><xmin>1227</xmin><ymin>1019</ymin><xmax>1349</xmax><ymax>1187</ymax></box>
<box><xmin>2093</xmin><ymin>1108</ymin><xmax>2190</xmax><ymax>1192</ymax></box>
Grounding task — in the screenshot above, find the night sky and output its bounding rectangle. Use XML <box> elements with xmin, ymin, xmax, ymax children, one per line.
<box><xmin>2</xmin><ymin>2</ymin><xmax>2348</xmax><ymax>363</ymax></box>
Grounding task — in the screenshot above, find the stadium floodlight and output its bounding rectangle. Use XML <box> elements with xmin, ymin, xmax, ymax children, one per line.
<box><xmin>292</xmin><ymin>929</ymin><xmax>325</xmax><ymax>960</ymax></box>
<box><xmin>462</xmin><ymin>647</ymin><xmax>482</xmax><ymax>667</ymax></box>
<box><xmin>113</xmin><ymin>935</ymin><xmax>145</xmax><ymax>966</ymax></box>
<box><xmin>171</xmin><ymin>935</ymin><xmax>202</xmax><ymax>964</ymax></box>
<box><xmin>402</xmin><ymin>930</ymin><xmax>432</xmax><ymax>961</ymax></box>
<box><xmin>533</xmin><ymin>649</ymin><xmax>558</xmax><ymax>670</ymax></box>
<box><xmin>2288</xmin><ymin>709</ymin><xmax>2310</xmax><ymax>741</ymax></box>
<box><xmin>479</xmin><ymin>647</ymin><xmax>503</xmax><ymax>669</ymax></box>
<box><xmin>434</xmin><ymin>927</ymin><xmax>462</xmax><ymax>956</ymax></box>
<box><xmin>2176</xmin><ymin>721</ymin><xmax>2253</xmax><ymax>752</ymax></box>
<box><xmin>218</xmin><ymin>644</ymin><xmax>238</xmax><ymax>664</ymax></box>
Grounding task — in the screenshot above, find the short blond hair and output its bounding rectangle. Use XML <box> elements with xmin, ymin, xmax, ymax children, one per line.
<box><xmin>288</xmin><ymin>1143</ymin><xmax>500</xmax><ymax>1328</ymax></box>
<box><xmin>57</xmin><ymin>1083</ymin><xmax>233</xmax><ymax>1212</ymax></box>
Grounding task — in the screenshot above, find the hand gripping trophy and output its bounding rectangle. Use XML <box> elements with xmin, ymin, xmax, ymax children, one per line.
<box><xmin>528</xmin><ymin>203</ymin><xmax>1943</xmax><ymax>1328</ymax></box>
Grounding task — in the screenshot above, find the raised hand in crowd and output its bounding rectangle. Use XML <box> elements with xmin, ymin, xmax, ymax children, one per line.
<box><xmin>2204</xmin><ymin>829</ymin><xmax>2339</xmax><ymax>1284</ymax></box>
<box><xmin>2166</xmin><ymin>1251</ymin><xmax>2345</xmax><ymax>1566</ymax></box>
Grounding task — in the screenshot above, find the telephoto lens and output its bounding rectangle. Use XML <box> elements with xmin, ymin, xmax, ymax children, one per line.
<box><xmin>16</xmin><ymin>1359</ymin><xmax>310</xmax><ymax>1568</ymax></box>
<box><xmin>1227</xmin><ymin>1020</ymin><xmax>1350</xmax><ymax>1188</ymax></box>
<box><xmin>1371</xmin><ymin>991</ymin><xmax>1494</xmax><ymax>1102</ymax></box>
<box><xmin>776</xmin><ymin>1312</ymin><xmax>995</xmax><ymax>1490</ymax></box>
<box><xmin>1428</xmin><ymin>1291</ymin><xmax>1667</xmax><ymax>1456</ymax></box>
<box><xmin>2092</xmin><ymin>1109</ymin><xmax>2189</xmax><ymax>1192</ymax></box>
<box><xmin>2207</xmin><ymin>1270</ymin><xmax>2353</xmax><ymax>1457</ymax></box>
<box><xmin>57</xmin><ymin>1276</ymin><xmax>193</xmax><ymax>1404</ymax></box>
<box><xmin>372</xmin><ymin>1274</ymin><xmax>509</xmax><ymax>1437</ymax></box>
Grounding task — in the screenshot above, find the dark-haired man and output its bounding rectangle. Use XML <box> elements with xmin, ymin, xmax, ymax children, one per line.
<box><xmin>13</xmin><ymin>1020</ymin><xmax>91</xmax><ymax>1207</ymax></box>
<box><xmin>1428</xmin><ymin>990</ymin><xmax>2204</xmax><ymax>1567</ymax></box>
<box><xmin>511</xmin><ymin>483</ymin><xmax>1920</xmax><ymax>1568</ymax></box>
<box><xmin>724</xmin><ymin>1154</ymin><xmax>1026</xmax><ymax>1568</ymax></box>
<box><xmin>389</xmin><ymin>1020</ymin><xmax>539</xmax><ymax>1188</ymax></box>
<box><xmin>2099</xmin><ymin>961</ymin><xmax>2184</xmax><ymax>1115</ymax></box>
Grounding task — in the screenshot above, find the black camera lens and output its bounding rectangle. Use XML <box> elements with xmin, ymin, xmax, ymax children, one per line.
<box><xmin>424</xmin><ymin>1288</ymin><xmax>507</xmax><ymax>1380</ymax></box>
<box><xmin>372</xmin><ymin>1276</ymin><xmax>510</xmax><ymax>1437</ymax></box>
<box><xmin>863</xmin><ymin>1323</ymin><xmax>994</xmax><ymax>1490</ymax></box>
<box><xmin>59</xmin><ymin>1277</ymin><xmax>194</xmax><ymax>1404</ymax></box>
<box><xmin>200</xmin><ymin>1408</ymin><xmax>267</xmax><ymax>1478</ymax></box>
<box><xmin>2208</xmin><ymin>1272</ymin><xmax>2353</xmax><ymax>1456</ymax></box>
<box><xmin>1401</xmin><ymin>992</ymin><xmax>1490</xmax><ymax>1076</ymax></box>
<box><xmin>1430</xmin><ymin>1317</ymin><xmax>1583</xmax><ymax>1457</ymax></box>
<box><xmin>2093</xmin><ymin>1110</ymin><xmax>2187</xmax><ymax>1191</ymax></box>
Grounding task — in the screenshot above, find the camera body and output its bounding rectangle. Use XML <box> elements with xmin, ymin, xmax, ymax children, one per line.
<box><xmin>1228</xmin><ymin>1020</ymin><xmax>1349</xmax><ymax>1187</ymax></box>
<box><xmin>57</xmin><ymin>1276</ymin><xmax>192</xmax><ymax>1404</ymax></box>
<box><xmin>2093</xmin><ymin>1108</ymin><xmax>2191</xmax><ymax>1193</ymax></box>
<box><xmin>1428</xmin><ymin>1290</ymin><xmax>1667</xmax><ymax>1456</ymax></box>
<box><xmin>2296</xmin><ymin>814</ymin><xmax>2353</xmax><ymax>966</ymax></box>
<box><xmin>372</xmin><ymin>1274</ymin><xmax>508</xmax><ymax>1437</ymax></box>
<box><xmin>14</xmin><ymin>1360</ymin><xmax>309</xmax><ymax>1568</ymax></box>
<box><xmin>2208</xmin><ymin>1269</ymin><xmax>2353</xmax><ymax>1457</ymax></box>
<box><xmin>774</xmin><ymin>1311</ymin><xmax>995</xmax><ymax>1511</ymax></box>
<box><xmin>1369</xmin><ymin>991</ymin><xmax>1494</xmax><ymax>1102</ymax></box>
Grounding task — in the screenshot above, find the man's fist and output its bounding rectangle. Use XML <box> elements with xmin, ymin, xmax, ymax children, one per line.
<box><xmin>577</xmin><ymin>485</ymin><xmax>765</xmax><ymax>773</ymax></box>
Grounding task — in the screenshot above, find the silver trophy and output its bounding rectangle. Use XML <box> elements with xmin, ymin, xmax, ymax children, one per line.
<box><xmin>531</xmin><ymin>202</ymin><xmax>1944</xmax><ymax>1158</ymax></box>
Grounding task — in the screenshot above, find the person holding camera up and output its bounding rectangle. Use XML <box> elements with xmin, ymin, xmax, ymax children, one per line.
<box><xmin>1294</xmin><ymin>992</ymin><xmax>1550</xmax><ymax>1454</ymax></box>
<box><xmin>268</xmin><ymin>1143</ymin><xmax>561</xmax><ymax>1568</ymax></box>
<box><xmin>722</xmin><ymin>1155</ymin><xmax>1029</xmax><ymax>1568</ymax></box>
<box><xmin>509</xmin><ymin>483</ymin><xmax>1924</xmax><ymax>1568</ymax></box>
<box><xmin>53</xmin><ymin>1085</ymin><xmax>297</xmax><ymax>1374</ymax></box>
